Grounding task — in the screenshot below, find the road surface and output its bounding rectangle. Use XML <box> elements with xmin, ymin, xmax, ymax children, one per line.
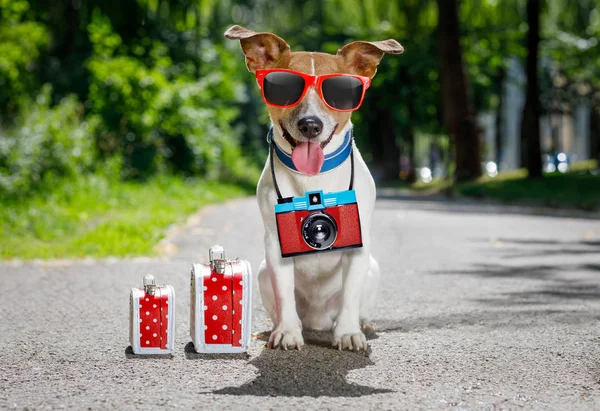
<box><xmin>2</xmin><ymin>193</ymin><xmax>600</xmax><ymax>410</ymax></box>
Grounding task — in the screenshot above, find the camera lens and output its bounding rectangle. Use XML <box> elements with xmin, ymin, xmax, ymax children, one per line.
<box><xmin>301</xmin><ymin>212</ymin><xmax>337</xmax><ymax>250</ymax></box>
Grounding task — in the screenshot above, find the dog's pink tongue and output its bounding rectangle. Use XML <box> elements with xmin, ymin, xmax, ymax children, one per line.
<box><xmin>292</xmin><ymin>141</ymin><xmax>324</xmax><ymax>176</ymax></box>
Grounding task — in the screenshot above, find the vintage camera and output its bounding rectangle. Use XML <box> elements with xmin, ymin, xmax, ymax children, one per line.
<box><xmin>274</xmin><ymin>190</ymin><xmax>363</xmax><ymax>257</ymax></box>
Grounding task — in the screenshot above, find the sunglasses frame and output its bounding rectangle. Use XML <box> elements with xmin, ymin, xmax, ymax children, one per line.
<box><xmin>255</xmin><ymin>68</ymin><xmax>371</xmax><ymax>112</ymax></box>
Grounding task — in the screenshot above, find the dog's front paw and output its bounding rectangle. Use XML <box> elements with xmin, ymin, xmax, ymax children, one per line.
<box><xmin>268</xmin><ymin>327</ymin><xmax>304</xmax><ymax>350</ymax></box>
<box><xmin>332</xmin><ymin>330</ymin><xmax>367</xmax><ymax>351</ymax></box>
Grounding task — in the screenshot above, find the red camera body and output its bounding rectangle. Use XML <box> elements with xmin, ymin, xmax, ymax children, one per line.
<box><xmin>274</xmin><ymin>190</ymin><xmax>363</xmax><ymax>258</ymax></box>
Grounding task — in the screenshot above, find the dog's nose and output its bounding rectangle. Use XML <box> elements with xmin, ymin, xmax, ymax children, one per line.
<box><xmin>297</xmin><ymin>116</ymin><xmax>323</xmax><ymax>139</ymax></box>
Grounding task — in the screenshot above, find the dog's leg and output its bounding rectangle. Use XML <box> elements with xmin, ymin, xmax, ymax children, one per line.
<box><xmin>258</xmin><ymin>260</ymin><xmax>277</xmax><ymax>322</ymax></box>
<box><xmin>264</xmin><ymin>236</ymin><xmax>305</xmax><ymax>350</ymax></box>
<box><xmin>333</xmin><ymin>247</ymin><xmax>371</xmax><ymax>350</ymax></box>
<box><xmin>359</xmin><ymin>255</ymin><xmax>380</xmax><ymax>334</ymax></box>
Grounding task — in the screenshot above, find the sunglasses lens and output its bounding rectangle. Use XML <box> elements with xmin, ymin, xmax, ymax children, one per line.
<box><xmin>321</xmin><ymin>76</ymin><xmax>364</xmax><ymax>110</ymax></box>
<box><xmin>263</xmin><ymin>72</ymin><xmax>306</xmax><ymax>106</ymax></box>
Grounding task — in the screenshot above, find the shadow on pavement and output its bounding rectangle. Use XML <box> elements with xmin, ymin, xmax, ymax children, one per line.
<box><xmin>472</xmin><ymin>237</ymin><xmax>600</xmax><ymax>259</ymax></box>
<box><xmin>124</xmin><ymin>346</ymin><xmax>174</xmax><ymax>359</ymax></box>
<box><xmin>432</xmin><ymin>262</ymin><xmax>600</xmax><ymax>281</ymax></box>
<box><xmin>374</xmin><ymin>308</ymin><xmax>599</xmax><ymax>334</ymax></box>
<box><xmin>432</xmin><ymin>263</ymin><xmax>600</xmax><ymax>304</ymax></box>
<box><xmin>430</xmin><ymin>237</ymin><xmax>600</xmax><ymax>306</ymax></box>
<box><xmin>212</xmin><ymin>330</ymin><xmax>391</xmax><ymax>397</ymax></box>
<box><xmin>483</xmin><ymin>238</ymin><xmax>600</xmax><ymax>247</ymax></box>
<box><xmin>184</xmin><ymin>342</ymin><xmax>250</xmax><ymax>360</ymax></box>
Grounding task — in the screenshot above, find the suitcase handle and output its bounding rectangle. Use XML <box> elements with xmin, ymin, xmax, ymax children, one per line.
<box><xmin>143</xmin><ymin>274</ymin><xmax>157</xmax><ymax>296</ymax></box>
<box><xmin>209</xmin><ymin>245</ymin><xmax>226</xmax><ymax>273</ymax></box>
<box><xmin>209</xmin><ymin>245</ymin><xmax>240</xmax><ymax>274</ymax></box>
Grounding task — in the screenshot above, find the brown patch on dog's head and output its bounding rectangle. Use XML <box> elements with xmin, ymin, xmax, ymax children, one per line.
<box><xmin>224</xmin><ymin>25</ymin><xmax>291</xmax><ymax>72</ymax></box>
<box><xmin>225</xmin><ymin>25</ymin><xmax>403</xmax><ymax>146</ymax></box>
<box><xmin>337</xmin><ymin>40</ymin><xmax>404</xmax><ymax>78</ymax></box>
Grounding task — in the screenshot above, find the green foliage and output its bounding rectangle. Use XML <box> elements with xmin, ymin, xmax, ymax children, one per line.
<box><xmin>461</xmin><ymin>0</ymin><xmax>526</xmax><ymax>111</ymax></box>
<box><xmin>542</xmin><ymin>0</ymin><xmax>600</xmax><ymax>101</ymax></box>
<box><xmin>0</xmin><ymin>85</ymin><xmax>98</xmax><ymax>197</ymax></box>
<box><xmin>0</xmin><ymin>175</ymin><xmax>253</xmax><ymax>259</ymax></box>
<box><xmin>0</xmin><ymin>0</ymin><xmax>30</xmax><ymax>21</ymax></box>
<box><xmin>85</xmin><ymin>9</ymin><xmax>254</xmax><ymax>182</ymax></box>
<box><xmin>87</xmin><ymin>53</ymin><xmax>168</xmax><ymax>177</ymax></box>
<box><xmin>0</xmin><ymin>0</ymin><xmax>50</xmax><ymax>112</ymax></box>
<box><xmin>87</xmin><ymin>9</ymin><xmax>122</xmax><ymax>58</ymax></box>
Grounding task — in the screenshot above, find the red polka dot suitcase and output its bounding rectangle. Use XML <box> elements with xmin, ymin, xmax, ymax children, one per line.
<box><xmin>129</xmin><ymin>275</ymin><xmax>175</xmax><ymax>355</ymax></box>
<box><xmin>190</xmin><ymin>246</ymin><xmax>252</xmax><ymax>353</ymax></box>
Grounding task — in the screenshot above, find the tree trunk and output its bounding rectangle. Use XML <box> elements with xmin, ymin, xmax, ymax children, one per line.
<box><xmin>405</xmin><ymin>97</ymin><xmax>417</xmax><ymax>183</ymax></box>
<box><xmin>519</xmin><ymin>0</ymin><xmax>543</xmax><ymax>178</ymax></box>
<box><xmin>381</xmin><ymin>113</ymin><xmax>400</xmax><ymax>180</ymax></box>
<box><xmin>52</xmin><ymin>1</ymin><xmax>79</xmax><ymax>59</ymax></box>
<box><xmin>436</xmin><ymin>0</ymin><xmax>481</xmax><ymax>182</ymax></box>
<box><xmin>367</xmin><ymin>112</ymin><xmax>400</xmax><ymax>181</ymax></box>
<box><xmin>495</xmin><ymin>66</ymin><xmax>505</xmax><ymax>169</ymax></box>
<box><xmin>591</xmin><ymin>108</ymin><xmax>600</xmax><ymax>165</ymax></box>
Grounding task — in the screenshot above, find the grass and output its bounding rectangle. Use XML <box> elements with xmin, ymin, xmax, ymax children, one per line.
<box><xmin>458</xmin><ymin>168</ymin><xmax>600</xmax><ymax>210</ymax></box>
<box><xmin>0</xmin><ymin>175</ymin><xmax>253</xmax><ymax>260</ymax></box>
<box><xmin>386</xmin><ymin>160</ymin><xmax>600</xmax><ymax>211</ymax></box>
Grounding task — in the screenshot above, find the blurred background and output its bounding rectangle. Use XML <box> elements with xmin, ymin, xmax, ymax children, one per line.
<box><xmin>0</xmin><ymin>0</ymin><xmax>599</xmax><ymax>260</ymax></box>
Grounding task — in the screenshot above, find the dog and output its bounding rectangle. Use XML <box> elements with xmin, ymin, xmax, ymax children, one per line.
<box><xmin>225</xmin><ymin>25</ymin><xmax>403</xmax><ymax>351</ymax></box>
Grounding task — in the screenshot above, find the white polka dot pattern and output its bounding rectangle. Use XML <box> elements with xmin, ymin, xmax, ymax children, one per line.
<box><xmin>137</xmin><ymin>285</ymin><xmax>171</xmax><ymax>349</ymax></box>
<box><xmin>200</xmin><ymin>260</ymin><xmax>246</xmax><ymax>347</ymax></box>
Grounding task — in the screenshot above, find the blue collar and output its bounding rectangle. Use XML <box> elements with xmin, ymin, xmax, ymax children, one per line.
<box><xmin>267</xmin><ymin>127</ymin><xmax>353</xmax><ymax>174</ymax></box>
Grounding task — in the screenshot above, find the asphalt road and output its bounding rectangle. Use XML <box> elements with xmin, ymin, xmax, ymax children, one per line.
<box><xmin>2</xmin><ymin>192</ymin><xmax>600</xmax><ymax>410</ymax></box>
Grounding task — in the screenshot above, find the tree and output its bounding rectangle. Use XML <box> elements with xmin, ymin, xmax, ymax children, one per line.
<box><xmin>436</xmin><ymin>0</ymin><xmax>481</xmax><ymax>181</ymax></box>
<box><xmin>520</xmin><ymin>0</ymin><xmax>543</xmax><ymax>177</ymax></box>
<box><xmin>460</xmin><ymin>0</ymin><xmax>526</xmax><ymax>170</ymax></box>
<box><xmin>542</xmin><ymin>0</ymin><xmax>600</xmax><ymax>165</ymax></box>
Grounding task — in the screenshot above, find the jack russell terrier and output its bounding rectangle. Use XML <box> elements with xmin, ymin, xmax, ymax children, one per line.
<box><xmin>225</xmin><ymin>25</ymin><xmax>403</xmax><ymax>351</ymax></box>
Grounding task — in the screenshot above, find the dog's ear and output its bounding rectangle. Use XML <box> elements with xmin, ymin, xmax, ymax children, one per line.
<box><xmin>224</xmin><ymin>25</ymin><xmax>291</xmax><ymax>72</ymax></box>
<box><xmin>337</xmin><ymin>40</ymin><xmax>404</xmax><ymax>78</ymax></box>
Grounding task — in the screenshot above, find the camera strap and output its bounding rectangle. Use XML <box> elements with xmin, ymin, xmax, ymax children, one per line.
<box><xmin>269</xmin><ymin>129</ymin><xmax>355</xmax><ymax>201</ymax></box>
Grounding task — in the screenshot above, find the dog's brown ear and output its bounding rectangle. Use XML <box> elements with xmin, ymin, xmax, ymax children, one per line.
<box><xmin>337</xmin><ymin>40</ymin><xmax>404</xmax><ymax>78</ymax></box>
<box><xmin>224</xmin><ymin>25</ymin><xmax>291</xmax><ymax>72</ymax></box>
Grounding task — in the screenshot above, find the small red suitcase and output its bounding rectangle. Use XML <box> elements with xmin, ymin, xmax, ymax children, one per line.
<box><xmin>190</xmin><ymin>246</ymin><xmax>252</xmax><ymax>353</ymax></box>
<box><xmin>129</xmin><ymin>274</ymin><xmax>175</xmax><ymax>354</ymax></box>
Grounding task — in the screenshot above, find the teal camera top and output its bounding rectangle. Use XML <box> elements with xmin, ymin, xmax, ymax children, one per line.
<box><xmin>274</xmin><ymin>190</ymin><xmax>357</xmax><ymax>213</ymax></box>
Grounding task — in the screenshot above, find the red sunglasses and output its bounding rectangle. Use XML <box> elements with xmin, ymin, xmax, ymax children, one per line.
<box><xmin>255</xmin><ymin>69</ymin><xmax>371</xmax><ymax>112</ymax></box>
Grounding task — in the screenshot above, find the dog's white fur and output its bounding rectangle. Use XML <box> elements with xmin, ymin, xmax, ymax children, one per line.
<box><xmin>256</xmin><ymin>120</ymin><xmax>379</xmax><ymax>351</ymax></box>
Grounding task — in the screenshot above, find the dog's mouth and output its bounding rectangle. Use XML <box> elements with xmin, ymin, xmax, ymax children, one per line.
<box><xmin>279</xmin><ymin>122</ymin><xmax>338</xmax><ymax>176</ymax></box>
<box><xmin>279</xmin><ymin>121</ymin><xmax>338</xmax><ymax>150</ymax></box>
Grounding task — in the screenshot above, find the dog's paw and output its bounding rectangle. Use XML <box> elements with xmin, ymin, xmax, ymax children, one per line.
<box><xmin>268</xmin><ymin>327</ymin><xmax>304</xmax><ymax>350</ymax></box>
<box><xmin>332</xmin><ymin>331</ymin><xmax>367</xmax><ymax>351</ymax></box>
<box><xmin>360</xmin><ymin>319</ymin><xmax>376</xmax><ymax>335</ymax></box>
